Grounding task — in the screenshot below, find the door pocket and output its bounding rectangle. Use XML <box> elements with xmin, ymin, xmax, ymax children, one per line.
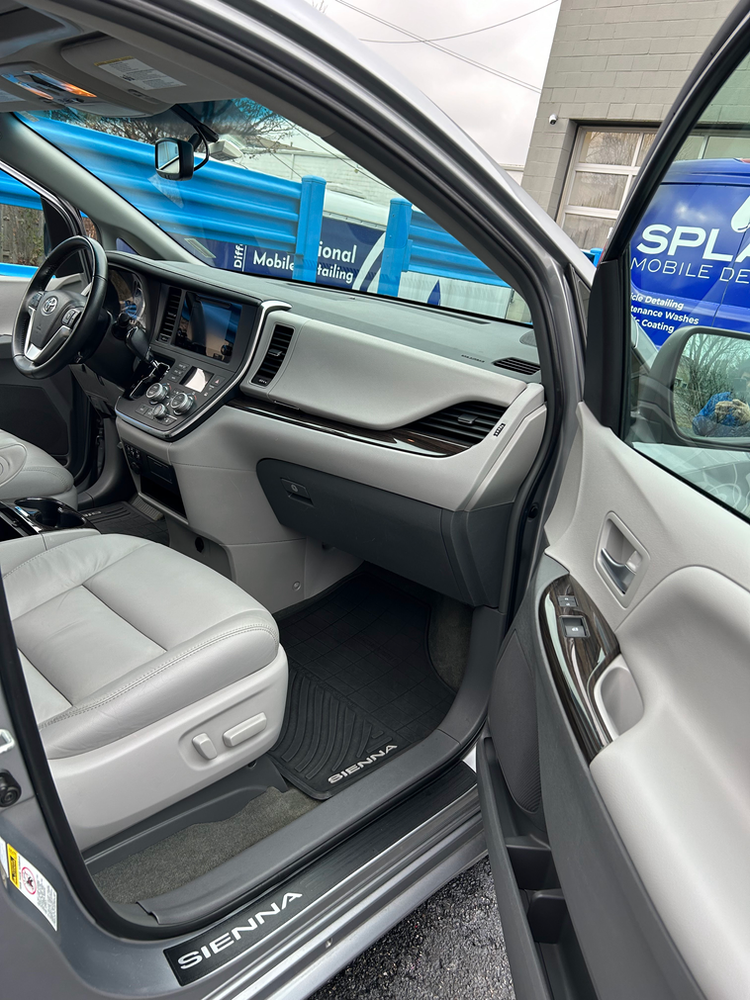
<box><xmin>593</xmin><ymin>654</ymin><xmax>644</xmax><ymax>739</ymax></box>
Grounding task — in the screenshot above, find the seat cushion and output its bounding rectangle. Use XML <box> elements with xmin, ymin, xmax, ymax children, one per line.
<box><xmin>0</xmin><ymin>429</ymin><xmax>76</xmax><ymax>507</ymax></box>
<box><xmin>1</xmin><ymin>530</ymin><xmax>279</xmax><ymax>758</ymax></box>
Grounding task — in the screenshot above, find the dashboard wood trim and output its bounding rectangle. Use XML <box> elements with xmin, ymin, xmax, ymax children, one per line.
<box><xmin>228</xmin><ymin>397</ymin><xmax>468</xmax><ymax>457</ymax></box>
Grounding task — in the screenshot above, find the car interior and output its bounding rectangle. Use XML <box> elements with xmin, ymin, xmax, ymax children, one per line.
<box><xmin>0</xmin><ymin>1</ymin><xmax>549</xmax><ymax>924</ymax></box>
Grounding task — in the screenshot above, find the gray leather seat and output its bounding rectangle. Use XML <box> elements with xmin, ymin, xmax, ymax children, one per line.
<box><xmin>1</xmin><ymin>529</ymin><xmax>288</xmax><ymax>849</ymax></box>
<box><xmin>0</xmin><ymin>429</ymin><xmax>77</xmax><ymax>507</ymax></box>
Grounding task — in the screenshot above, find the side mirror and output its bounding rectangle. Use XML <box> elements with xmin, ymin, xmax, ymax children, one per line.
<box><xmin>633</xmin><ymin>326</ymin><xmax>750</xmax><ymax>450</ymax></box>
<box><xmin>154</xmin><ymin>138</ymin><xmax>194</xmax><ymax>180</ymax></box>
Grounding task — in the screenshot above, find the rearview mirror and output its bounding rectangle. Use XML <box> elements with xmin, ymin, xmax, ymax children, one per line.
<box><xmin>633</xmin><ymin>326</ymin><xmax>750</xmax><ymax>450</ymax></box>
<box><xmin>154</xmin><ymin>137</ymin><xmax>194</xmax><ymax>180</ymax></box>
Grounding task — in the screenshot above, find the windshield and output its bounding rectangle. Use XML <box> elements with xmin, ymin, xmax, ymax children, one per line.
<box><xmin>21</xmin><ymin>101</ymin><xmax>530</xmax><ymax>324</ymax></box>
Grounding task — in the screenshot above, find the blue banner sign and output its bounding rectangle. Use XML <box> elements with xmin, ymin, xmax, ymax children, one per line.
<box><xmin>179</xmin><ymin>217</ymin><xmax>384</xmax><ymax>288</ymax></box>
<box><xmin>631</xmin><ymin>159</ymin><xmax>750</xmax><ymax>344</ymax></box>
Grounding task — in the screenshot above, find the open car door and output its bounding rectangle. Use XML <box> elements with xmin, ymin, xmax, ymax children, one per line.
<box><xmin>477</xmin><ymin>4</ymin><xmax>750</xmax><ymax>999</ymax></box>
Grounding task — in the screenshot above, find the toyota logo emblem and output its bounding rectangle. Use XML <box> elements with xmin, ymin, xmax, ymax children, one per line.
<box><xmin>41</xmin><ymin>296</ymin><xmax>59</xmax><ymax>316</ymax></box>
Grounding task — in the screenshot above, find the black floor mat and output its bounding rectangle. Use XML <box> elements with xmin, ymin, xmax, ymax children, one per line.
<box><xmin>270</xmin><ymin>574</ymin><xmax>455</xmax><ymax>798</ymax></box>
<box><xmin>82</xmin><ymin>502</ymin><xmax>169</xmax><ymax>545</ymax></box>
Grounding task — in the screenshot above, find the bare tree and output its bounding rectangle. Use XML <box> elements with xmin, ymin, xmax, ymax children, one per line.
<box><xmin>673</xmin><ymin>331</ymin><xmax>750</xmax><ymax>428</ymax></box>
<box><xmin>50</xmin><ymin>100</ymin><xmax>289</xmax><ymax>149</ymax></box>
<box><xmin>0</xmin><ymin>204</ymin><xmax>44</xmax><ymax>267</ymax></box>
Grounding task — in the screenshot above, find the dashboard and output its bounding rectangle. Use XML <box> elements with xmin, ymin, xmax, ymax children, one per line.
<box><xmin>112</xmin><ymin>264</ymin><xmax>265</xmax><ymax>437</ymax></box>
<box><xmin>105</xmin><ymin>252</ymin><xmax>547</xmax><ymax>612</ymax></box>
<box><xmin>109</xmin><ymin>253</ymin><xmax>542</xmax><ymax>445</ymax></box>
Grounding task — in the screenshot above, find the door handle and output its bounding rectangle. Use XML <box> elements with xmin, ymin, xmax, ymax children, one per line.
<box><xmin>597</xmin><ymin>515</ymin><xmax>646</xmax><ymax>600</ymax></box>
<box><xmin>599</xmin><ymin>548</ymin><xmax>635</xmax><ymax>593</ymax></box>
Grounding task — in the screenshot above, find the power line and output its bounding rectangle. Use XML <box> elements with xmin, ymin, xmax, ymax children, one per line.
<box><xmin>360</xmin><ymin>0</ymin><xmax>561</xmax><ymax>45</ymax></box>
<box><xmin>249</xmin><ymin>129</ymin><xmax>396</xmax><ymax>194</ymax></box>
<box><xmin>296</xmin><ymin>128</ymin><xmax>396</xmax><ymax>192</ymax></box>
<box><xmin>262</xmin><ymin>146</ymin><xmax>307</xmax><ymax>180</ymax></box>
<box><xmin>331</xmin><ymin>0</ymin><xmax>541</xmax><ymax>93</ymax></box>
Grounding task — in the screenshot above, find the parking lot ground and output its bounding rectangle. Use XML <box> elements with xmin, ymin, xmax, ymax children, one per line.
<box><xmin>310</xmin><ymin>857</ymin><xmax>516</xmax><ymax>1000</ymax></box>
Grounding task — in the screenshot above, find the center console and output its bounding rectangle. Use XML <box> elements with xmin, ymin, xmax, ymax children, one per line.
<box><xmin>0</xmin><ymin>497</ymin><xmax>90</xmax><ymax>541</ymax></box>
<box><xmin>115</xmin><ymin>284</ymin><xmax>265</xmax><ymax>441</ymax></box>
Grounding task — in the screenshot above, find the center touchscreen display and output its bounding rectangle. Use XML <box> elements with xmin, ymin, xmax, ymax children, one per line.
<box><xmin>174</xmin><ymin>293</ymin><xmax>240</xmax><ymax>364</ymax></box>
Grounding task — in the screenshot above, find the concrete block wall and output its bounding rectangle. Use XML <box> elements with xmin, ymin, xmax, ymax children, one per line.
<box><xmin>522</xmin><ymin>0</ymin><xmax>737</xmax><ymax>217</ymax></box>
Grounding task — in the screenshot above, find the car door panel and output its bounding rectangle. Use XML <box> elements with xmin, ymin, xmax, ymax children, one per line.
<box><xmin>480</xmin><ymin>554</ymin><xmax>706</xmax><ymax>1000</ymax></box>
<box><xmin>0</xmin><ymin>274</ymin><xmax>30</xmax><ymax>328</ymax></box>
<box><xmin>544</xmin><ymin>406</ymin><xmax>750</xmax><ymax>628</ymax></box>
<box><xmin>543</xmin><ymin>399</ymin><xmax>750</xmax><ymax>999</ymax></box>
<box><xmin>0</xmin><ymin>343</ymin><xmax>78</xmax><ymax>467</ymax></box>
<box><xmin>0</xmin><ymin>235</ymin><xmax>91</xmax><ymax>475</ymax></box>
<box><xmin>481</xmin><ymin>398</ymin><xmax>750</xmax><ymax>1000</ymax></box>
<box><xmin>590</xmin><ymin>566</ymin><xmax>750</xmax><ymax>1000</ymax></box>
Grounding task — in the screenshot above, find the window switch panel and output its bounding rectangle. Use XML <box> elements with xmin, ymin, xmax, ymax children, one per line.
<box><xmin>561</xmin><ymin>615</ymin><xmax>588</xmax><ymax>639</ymax></box>
<box><xmin>557</xmin><ymin>595</ymin><xmax>578</xmax><ymax>608</ymax></box>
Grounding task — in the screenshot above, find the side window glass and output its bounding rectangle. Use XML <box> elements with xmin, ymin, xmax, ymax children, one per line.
<box><xmin>0</xmin><ymin>167</ymin><xmax>45</xmax><ymax>276</ymax></box>
<box><xmin>627</xmin><ymin>55</ymin><xmax>750</xmax><ymax>521</ymax></box>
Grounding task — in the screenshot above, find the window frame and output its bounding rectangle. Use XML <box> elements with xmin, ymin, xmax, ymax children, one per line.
<box><xmin>558</xmin><ymin>126</ymin><xmax>658</xmax><ymax>251</ymax></box>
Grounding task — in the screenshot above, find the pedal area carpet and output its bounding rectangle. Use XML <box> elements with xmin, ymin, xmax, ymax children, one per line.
<box><xmin>82</xmin><ymin>501</ymin><xmax>169</xmax><ymax>545</ymax></box>
<box><xmin>270</xmin><ymin>574</ymin><xmax>455</xmax><ymax>799</ymax></box>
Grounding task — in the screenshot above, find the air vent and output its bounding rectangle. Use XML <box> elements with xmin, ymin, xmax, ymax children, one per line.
<box><xmin>252</xmin><ymin>325</ymin><xmax>295</xmax><ymax>386</ymax></box>
<box><xmin>157</xmin><ymin>287</ymin><xmax>182</xmax><ymax>342</ymax></box>
<box><xmin>492</xmin><ymin>356</ymin><xmax>541</xmax><ymax>376</ymax></box>
<box><xmin>407</xmin><ymin>401</ymin><xmax>505</xmax><ymax>447</ymax></box>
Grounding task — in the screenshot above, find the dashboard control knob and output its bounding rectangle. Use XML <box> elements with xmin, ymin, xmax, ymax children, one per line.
<box><xmin>171</xmin><ymin>392</ymin><xmax>195</xmax><ymax>415</ymax></box>
<box><xmin>152</xmin><ymin>404</ymin><xmax>169</xmax><ymax>420</ymax></box>
<box><xmin>146</xmin><ymin>382</ymin><xmax>170</xmax><ymax>402</ymax></box>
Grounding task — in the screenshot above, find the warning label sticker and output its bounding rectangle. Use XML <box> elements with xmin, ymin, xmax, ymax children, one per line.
<box><xmin>0</xmin><ymin>837</ymin><xmax>57</xmax><ymax>930</ymax></box>
<box><xmin>96</xmin><ymin>57</ymin><xmax>184</xmax><ymax>91</ymax></box>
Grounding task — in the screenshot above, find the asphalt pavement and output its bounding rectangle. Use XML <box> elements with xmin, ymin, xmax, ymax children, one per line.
<box><xmin>310</xmin><ymin>857</ymin><xmax>516</xmax><ymax>1000</ymax></box>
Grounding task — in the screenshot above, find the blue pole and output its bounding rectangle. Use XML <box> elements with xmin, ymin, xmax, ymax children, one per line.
<box><xmin>379</xmin><ymin>198</ymin><xmax>413</xmax><ymax>296</ymax></box>
<box><xmin>294</xmin><ymin>175</ymin><xmax>326</xmax><ymax>281</ymax></box>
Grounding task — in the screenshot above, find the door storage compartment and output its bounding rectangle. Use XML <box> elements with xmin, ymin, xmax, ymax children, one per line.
<box><xmin>477</xmin><ymin>732</ymin><xmax>597</xmax><ymax>1000</ymax></box>
<box><xmin>257</xmin><ymin>459</ymin><xmax>511</xmax><ymax>607</ymax></box>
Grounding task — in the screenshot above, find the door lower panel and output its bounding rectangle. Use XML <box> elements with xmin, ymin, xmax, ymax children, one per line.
<box><xmin>477</xmin><ymin>731</ymin><xmax>596</xmax><ymax>1000</ymax></box>
<box><xmin>486</xmin><ymin>553</ymin><xmax>705</xmax><ymax>1000</ymax></box>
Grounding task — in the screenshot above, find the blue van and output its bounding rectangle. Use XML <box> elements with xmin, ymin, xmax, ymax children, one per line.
<box><xmin>631</xmin><ymin>158</ymin><xmax>750</xmax><ymax>345</ymax></box>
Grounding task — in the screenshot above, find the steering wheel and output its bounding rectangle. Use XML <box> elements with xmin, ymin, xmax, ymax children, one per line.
<box><xmin>12</xmin><ymin>235</ymin><xmax>109</xmax><ymax>379</ymax></box>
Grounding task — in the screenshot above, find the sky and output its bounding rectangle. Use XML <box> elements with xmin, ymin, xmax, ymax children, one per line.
<box><xmin>320</xmin><ymin>0</ymin><xmax>562</xmax><ymax>168</ymax></box>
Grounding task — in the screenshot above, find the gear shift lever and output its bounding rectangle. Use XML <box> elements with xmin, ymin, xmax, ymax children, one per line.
<box><xmin>125</xmin><ymin>322</ymin><xmax>152</xmax><ymax>363</ymax></box>
<box><xmin>122</xmin><ymin>322</ymin><xmax>168</xmax><ymax>400</ymax></box>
